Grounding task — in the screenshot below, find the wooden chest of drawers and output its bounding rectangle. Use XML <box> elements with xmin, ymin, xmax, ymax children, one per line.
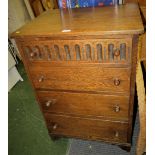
<box><xmin>12</xmin><ymin>4</ymin><xmax>144</xmax><ymax>150</ymax></box>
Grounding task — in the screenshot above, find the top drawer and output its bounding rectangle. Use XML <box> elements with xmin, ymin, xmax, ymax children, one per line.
<box><xmin>20</xmin><ymin>38</ymin><xmax>132</xmax><ymax>65</ymax></box>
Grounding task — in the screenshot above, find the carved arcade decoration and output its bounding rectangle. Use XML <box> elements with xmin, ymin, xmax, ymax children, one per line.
<box><xmin>22</xmin><ymin>39</ymin><xmax>131</xmax><ymax>63</ymax></box>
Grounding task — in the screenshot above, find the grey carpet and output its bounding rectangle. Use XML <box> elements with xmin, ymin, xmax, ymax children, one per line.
<box><xmin>67</xmin><ymin>111</ymin><xmax>139</xmax><ymax>155</ymax></box>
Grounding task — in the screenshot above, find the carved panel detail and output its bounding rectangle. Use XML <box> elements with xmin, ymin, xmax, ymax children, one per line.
<box><xmin>22</xmin><ymin>39</ymin><xmax>132</xmax><ymax>63</ymax></box>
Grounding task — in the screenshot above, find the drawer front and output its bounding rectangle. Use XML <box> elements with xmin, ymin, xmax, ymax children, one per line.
<box><xmin>44</xmin><ymin>114</ymin><xmax>128</xmax><ymax>143</ymax></box>
<box><xmin>21</xmin><ymin>38</ymin><xmax>132</xmax><ymax>65</ymax></box>
<box><xmin>37</xmin><ymin>91</ymin><xmax>129</xmax><ymax>121</ymax></box>
<box><xmin>30</xmin><ymin>66</ymin><xmax>131</xmax><ymax>93</ymax></box>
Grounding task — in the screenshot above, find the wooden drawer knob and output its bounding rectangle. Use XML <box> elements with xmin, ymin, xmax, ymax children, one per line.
<box><xmin>30</xmin><ymin>52</ymin><xmax>36</xmax><ymax>58</ymax></box>
<box><xmin>114</xmin><ymin>105</ymin><xmax>120</xmax><ymax>112</ymax></box>
<box><xmin>45</xmin><ymin>100</ymin><xmax>52</xmax><ymax>107</ymax></box>
<box><xmin>45</xmin><ymin>99</ymin><xmax>57</xmax><ymax>107</ymax></box>
<box><xmin>52</xmin><ymin>123</ymin><xmax>58</xmax><ymax>130</ymax></box>
<box><xmin>114</xmin><ymin>49</ymin><xmax>120</xmax><ymax>56</ymax></box>
<box><xmin>115</xmin><ymin>131</ymin><xmax>119</xmax><ymax>138</ymax></box>
<box><xmin>38</xmin><ymin>76</ymin><xmax>44</xmax><ymax>82</ymax></box>
<box><xmin>114</xmin><ymin>79</ymin><xmax>120</xmax><ymax>86</ymax></box>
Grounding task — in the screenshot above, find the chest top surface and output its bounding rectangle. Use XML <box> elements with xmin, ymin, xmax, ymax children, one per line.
<box><xmin>12</xmin><ymin>3</ymin><xmax>144</xmax><ymax>38</ymax></box>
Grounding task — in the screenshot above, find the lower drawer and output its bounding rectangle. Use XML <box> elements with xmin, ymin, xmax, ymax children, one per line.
<box><xmin>44</xmin><ymin>114</ymin><xmax>128</xmax><ymax>143</ymax></box>
<box><xmin>37</xmin><ymin>91</ymin><xmax>129</xmax><ymax>121</ymax></box>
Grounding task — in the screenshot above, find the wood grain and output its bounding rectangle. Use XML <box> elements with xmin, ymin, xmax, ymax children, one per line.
<box><xmin>37</xmin><ymin>90</ymin><xmax>130</xmax><ymax>121</ymax></box>
<box><xmin>127</xmin><ymin>35</ymin><xmax>138</xmax><ymax>143</ymax></box>
<box><xmin>45</xmin><ymin>113</ymin><xmax>128</xmax><ymax>143</ymax></box>
<box><xmin>11</xmin><ymin>3</ymin><xmax>144</xmax><ymax>149</ymax></box>
<box><xmin>29</xmin><ymin>66</ymin><xmax>131</xmax><ymax>93</ymax></box>
<box><xmin>21</xmin><ymin>38</ymin><xmax>132</xmax><ymax>64</ymax></box>
<box><xmin>11</xmin><ymin>4</ymin><xmax>144</xmax><ymax>38</ymax></box>
<box><xmin>31</xmin><ymin>0</ymin><xmax>44</xmax><ymax>16</ymax></box>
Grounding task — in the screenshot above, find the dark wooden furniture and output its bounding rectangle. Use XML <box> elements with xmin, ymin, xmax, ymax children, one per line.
<box><xmin>136</xmin><ymin>4</ymin><xmax>146</xmax><ymax>155</ymax></box>
<box><xmin>28</xmin><ymin>0</ymin><xmax>55</xmax><ymax>17</ymax></box>
<box><xmin>139</xmin><ymin>5</ymin><xmax>146</xmax><ymax>69</ymax></box>
<box><xmin>125</xmin><ymin>0</ymin><xmax>146</xmax><ymax>6</ymax></box>
<box><xmin>11</xmin><ymin>3</ymin><xmax>144</xmax><ymax>151</ymax></box>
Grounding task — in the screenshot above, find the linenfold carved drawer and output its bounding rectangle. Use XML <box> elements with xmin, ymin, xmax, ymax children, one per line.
<box><xmin>11</xmin><ymin>4</ymin><xmax>144</xmax><ymax>151</ymax></box>
<box><xmin>21</xmin><ymin>38</ymin><xmax>132</xmax><ymax>64</ymax></box>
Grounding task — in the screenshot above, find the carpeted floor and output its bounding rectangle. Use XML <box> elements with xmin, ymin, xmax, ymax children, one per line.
<box><xmin>9</xmin><ymin>61</ymin><xmax>140</xmax><ymax>155</ymax></box>
<box><xmin>8</xmin><ymin>62</ymin><xmax>69</xmax><ymax>155</ymax></box>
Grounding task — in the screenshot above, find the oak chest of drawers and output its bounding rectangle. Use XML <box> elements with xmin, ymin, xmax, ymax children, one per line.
<box><xmin>12</xmin><ymin>3</ymin><xmax>144</xmax><ymax>150</ymax></box>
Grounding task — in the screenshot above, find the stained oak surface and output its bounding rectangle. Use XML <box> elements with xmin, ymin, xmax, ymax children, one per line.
<box><xmin>37</xmin><ymin>90</ymin><xmax>129</xmax><ymax>121</ymax></box>
<box><xmin>21</xmin><ymin>38</ymin><xmax>132</xmax><ymax>64</ymax></box>
<box><xmin>11</xmin><ymin>3</ymin><xmax>144</xmax><ymax>149</ymax></box>
<box><xmin>140</xmin><ymin>6</ymin><xmax>146</xmax><ymax>20</ymax></box>
<box><xmin>45</xmin><ymin>113</ymin><xmax>128</xmax><ymax>143</ymax></box>
<box><xmin>12</xmin><ymin>4</ymin><xmax>144</xmax><ymax>38</ymax></box>
<box><xmin>29</xmin><ymin>66</ymin><xmax>131</xmax><ymax>93</ymax></box>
